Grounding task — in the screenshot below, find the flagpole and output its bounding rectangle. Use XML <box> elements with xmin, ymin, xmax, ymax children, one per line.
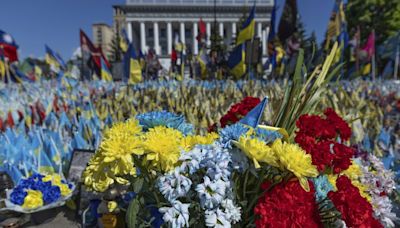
<box><xmin>371</xmin><ymin>30</ymin><xmax>376</xmax><ymax>80</ymax></box>
<box><xmin>394</xmin><ymin>42</ymin><xmax>399</xmax><ymax>79</ymax></box>
<box><xmin>355</xmin><ymin>26</ymin><xmax>360</xmax><ymax>73</ymax></box>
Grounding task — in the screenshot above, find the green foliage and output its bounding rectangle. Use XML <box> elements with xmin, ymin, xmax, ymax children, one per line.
<box><xmin>110</xmin><ymin>33</ymin><xmax>123</xmax><ymax>62</ymax></box>
<box><xmin>272</xmin><ymin>43</ymin><xmax>341</xmax><ymax>139</ymax></box>
<box><xmin>126</xmin><ymin>198</ymin><xmax>140</xmax><ymax>228</ymax></box>
<box><xmin>346</xmin><ymin>0</ymin><xmax>400</xmax><ymax>44</ymax></box>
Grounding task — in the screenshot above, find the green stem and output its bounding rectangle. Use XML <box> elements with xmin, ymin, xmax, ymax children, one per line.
<box><xmin>242</xmin><ymin>170</ymin><xmax>249</xmax><ymax>200</ymax></box>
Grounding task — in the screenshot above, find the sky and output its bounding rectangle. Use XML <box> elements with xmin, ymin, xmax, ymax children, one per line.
<box><xmin>0</xmin><ymin>0</ymin><xmax>334</xmax><ymax>60</ymax></box>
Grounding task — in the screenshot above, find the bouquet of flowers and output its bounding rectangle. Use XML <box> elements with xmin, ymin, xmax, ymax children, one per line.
<box><xmin>4</xmin><ymin>173</ymin><xmax>74</xmax><ymax>213</ymax></box>
<box><xmin>82</xmin><ymin>107</ymin><xmax>397</xmax><ymax>227</ymax></box>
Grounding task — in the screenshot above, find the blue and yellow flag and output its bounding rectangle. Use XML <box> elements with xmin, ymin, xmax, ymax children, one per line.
<box><xmin>45</xmin><ymin>45</ymin><xmax>66</xmax><ymax>72</ymax></box>
<box><xmin>197</xmin><ymin>48</ymin><xmax>209</xmax><ymax>79</ymax></box>
<box><xmin>123</xmin><ymin>43</ymin><xmax>142</xmax><ymax>84</ymax></box>
<box><xmin>227</xmin><ymin>44</ymin><xmax>246</xmax><ymax>78</ymax></box>
<box><xmin>236</xmin><ymin>4</ymin><xmax>256</xmax><ymax>45</ymax></box>
<box><xmin>120</xmin><ymin>29</ymin><xmax>129</xmax><ymax>53</ymax></box>
<box><xmin>100</xmin><ymin>57</ymin><xmax>113</xmax><ymax>81</ymax></box>
<box><xmin>239</xmin><ymin>97</ymin><xmax>268</xmax><ymax>128</ymax></box>
<box><xmin>139</xmin><ymin>50</ymin><xmax>146</xmax><ymax>70</ymax></box>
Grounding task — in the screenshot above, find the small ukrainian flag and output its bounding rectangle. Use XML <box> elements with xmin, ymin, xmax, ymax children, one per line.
<box><xmin>227</xmin><ymin>44</ymin><xmax>246</xmax><ymax>79</ymax></box>
<box><xmin>236</xmin><ymin>4</ymin><xmax>256</xmax><ymax>45</ymax></box>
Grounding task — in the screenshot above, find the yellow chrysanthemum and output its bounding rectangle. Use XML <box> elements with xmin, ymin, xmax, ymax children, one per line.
<box><xmin>83</xmin><ymin>119</ymin><xmax>144</xmax><ymax>192</ymax></box>
<box><xmin>272</xmin><ymin>139</ymin><xmax>318</xmax><ymax>192</ymax></box>
<box><xmin>328</xmin><ymin>163</ymin><xmax>372</xmax><ymax>202</ymax></box>
<box><xmin>143</xmin><ymin>126</ymin><xmax>184</xmax><ymax>172</ymax></box>
<box><xmin>233</xmin><ymin>136</ymin><xmax>280</xmax><ymax>169</ymax></box>
<box><xmin>342</xmin><ymin>162</ymin><xmax>372</xmax><ymax>202</ymax></box>
<box><xmin>182</xmin><ymin>132</ymin><xmax>219</xmax><ymax>151</ymax></box>
<box><xmin>100</xmin><ymin>119</ymin><xmax>144</xmax><ymax>162</ymax></box>
<box><xmin>22</xmin><ymin>190</ymin><xmax>43</xmax><ymax>209</ymax></box>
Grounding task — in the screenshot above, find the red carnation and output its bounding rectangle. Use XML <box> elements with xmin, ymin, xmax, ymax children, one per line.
<box><xmin>217</xmin><ymin>96</ymin><xmax>261</xmax><ymax>128</ymax></box>
<box><xmin>254</xmin><ymin>180</ymin><xmax>322</xmax><ymax>228</ymax></box>
<box><xmin>324</xmin><ymin>108</ymin><xmax>352</xmax><ymax>141</ymax></box>
<box><xmin>295</xmin><ymin>108</ymin><xmax>355</xmax><ymax>173</ymax></box>
<box><xmin>328</xmin><ymin>176</ymin><xmax>383</xmax><ymax>228</ymax></box>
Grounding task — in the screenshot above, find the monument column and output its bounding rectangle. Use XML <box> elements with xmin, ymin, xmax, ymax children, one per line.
<box><xmin>167</xmin><ymin>22</ymin><xmax>172</xmax><ymax>54</ymax></box>
<box><xmin>140</xmin><ymin>22</ymin><xmax>146</xmax><ymax>52</ymax></box>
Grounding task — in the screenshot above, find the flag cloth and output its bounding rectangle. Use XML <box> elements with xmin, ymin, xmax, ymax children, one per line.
<box><xmin>45</xmin><ymin>45</ymin><xmax>66</xmax><ymax>72</ymax></box>
<box><xmin>123</xmin><ymin>43</ymin><xmax>142</xmax><ymax>84</ymax></box>
<box><xmin>101</xmin><ymin>57</ymin><xmax>113</xmax><ymax>81</ymax></box>
<box><xmin>120</xmin><ymin>29</ymin><xmax>129</xmax><ymax>53</ymax></box>
<box><xmin>80</xmin><ymin>29</ymin><xmax>111</xmax><ymax>73</ymax></box>
<box><xmin>266</xmin><ymin>0</ymin><xmax>278</xmax><ymax>69</ymax></box>
<box><xmin>11</xmin><ymin>65</ymin><xmax>35</xmax><ymax>82</ymax></box>
<box><xmin>227</xmin><ymin>44</ymin><xmax>246</xmax><ymax>79</ymax></box>
<box><xmin>197</xmin><ymin>18</ymin><xmax>207</xmax><ymax>42</ymax></box>
<box><xmin>277</xmin><ymin>0</ymin><xmax>298</xmax><ymax>43</ymax></box>
<box><xmin>324</xmin><ymin>0</ymin><xmax>345</xmax><ymax>49</ymax></box>
<box><xmin>239</xmin><ymin>97</ymin><xmax>268</xmax><ymax>128</ymax></box>
<box><xmin>0</xmin><ymin>53</ymin><xmax>5</xmax><ymax>78</ymax></box>
<box><xmin>362</xmin><ymin>31</ymin><xmax>375</xmax><ymax>60</ymax></box>
<box><xmin>139</xmin><ymin>50</ymin><xmax>145</xmax><ymax>69</ymax></box>
<box><xmin>268</xmin><ymin>0</ymin><xmax>277</xmax><ymax>43</ymax></box>
<box><xmin>236</xmin><ymin>4</ymin><xmax>256</xmax><ymax>45</ymax></box>
<box><xmin>362</xmin><ymin>63</ymin><xmax>371</xmax><ymax>75</ymax></box>
<box><xmin>382</xmin><ymin>60</ymin><xmax>393</xmax><ymax>78</ymax></box>
<box><xmin>0</xmin><ymin>30</ymin><xmax>18</xmax><ymax>62</ymax></box>
<box><xmin>197</xmin><ymin>48</ymin><xmax>209</xmax><ymax>79</ymax></box>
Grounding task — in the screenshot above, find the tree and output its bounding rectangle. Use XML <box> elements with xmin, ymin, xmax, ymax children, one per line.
<box><xmin>296</xmin><ymin>15</ymin><xmax>307</xmax><ymax>48</ymax></box>
<box><xmin>346</xmin><ymin>0</ymin><xmax>400</xmax><ymax>45</ymax></box>
<box><xmin>110</xmin><ymin>33</ymin><xmax>123</xmax><ymax>62</ymax></box>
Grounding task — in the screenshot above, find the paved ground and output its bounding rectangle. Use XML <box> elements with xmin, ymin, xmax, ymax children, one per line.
<box><xmin>1</xmin><ymin>206</ymin><xmax>80</xmax><ymax>228</ymax></box>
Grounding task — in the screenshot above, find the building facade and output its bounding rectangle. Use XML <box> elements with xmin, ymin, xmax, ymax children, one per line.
<box><xmin>92</xmin><ymin>23</ymin><xmax>114</xmax><ymax>61</ymax></box>
<box><xmin>113</xmin><ymin>0</ymin><xmax>273</xmax><ymax>68</ymax></box>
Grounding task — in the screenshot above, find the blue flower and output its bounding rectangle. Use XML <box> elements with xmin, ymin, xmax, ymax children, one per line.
<box><xmin>122</xmin><ymin>192</ymin><xmax>136</xmax><ymax>204</ymax></box>
<box><xmin>42</xmin><ymin>186</ymin><xmax>61</xmax><ymax>204</ymax></box>
<box><xmin>218</xmin><ymin>123</ymin><xmax>249</xmax><ymax>148</ymax></box>
<box><xmin>30</xmin><ymin>173</ymin><xmax>44</xmax><ymax>181</ymax></box>
<box><xmin>10</xmin><ymin>187</ymin><xmax>27</xmax><ymax>205</ymax></box>
<box><xmin>254</xmin><ymin>127</ymin><xmax>283</xmax><ymax>144</ymax></box>
<box><xmin>19</xmin><ymin>178</ymin><xmax>36</xmax><ymax>189</ymax></box>
<box><xmin>312</xmin><ymin>175</ymin><xmax>334</xmax><ymax>202</ymax></box>
<box><xmin>136</xmin><ymin>111</ymin><xmax>194</xmax><ymax>135</ymax></box>
<box><xmin>31</xmin><ymin>180</ymin><xmax>52</xmax><ymax>192</ymax></box>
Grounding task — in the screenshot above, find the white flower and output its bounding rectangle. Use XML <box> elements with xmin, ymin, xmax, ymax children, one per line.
<box><xmin>205</xmin><ymin>209</ymin><xmax>231</xmax><ymax>228</ymax></box>
<box><xmin>221</xmin><ymin>199</ymin><xmax>241</xmax><ymax>223</ymax></box>
<box><xmin>371</xmin><ymin>195</ymin><xmax>397</xmax><ymax>228</ymax></box>
<box><xmin>196</xmin><ymin>176</ymin><xmax>227</xmax><ymax>209</ymax></box>
<box><xmin>157</xmin><ymin>169</ymin><xmax>192</xmax><ymax>202</ymax></box>
<box><xmin>179</xmin><ymin>146</ymin><xmax>203</xmax><ymax>174</ymax></box>
<box><xmin>159</xmin><ymin>201</ymin><xmax>190</xmax><ymax>228</ymax></box>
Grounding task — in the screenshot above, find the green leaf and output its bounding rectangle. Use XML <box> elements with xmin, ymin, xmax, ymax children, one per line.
<box><xmin>134</xmin><ymin>178</ymin><xmax>144</xmax><ymax>193</ymax></box>
<box><xmin>126</xmin><ymin>198</ymin><xmax>140</xmax><ymax>228</ymax></box>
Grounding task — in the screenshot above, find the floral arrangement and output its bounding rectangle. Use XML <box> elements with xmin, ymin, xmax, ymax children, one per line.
<box><xmin>209</xmin><ymin>96</ymin><xmax>260</xmax><ymax>131</ymax></box>
<box><xmin>7</xmin><ymin>173</ymin><xmax>74</xmax><ymax>211</ymax></box>
<box><xmin>82</xmin><ymin>108</ymin><xmax>397</xmax><ymax>227</ymax></box>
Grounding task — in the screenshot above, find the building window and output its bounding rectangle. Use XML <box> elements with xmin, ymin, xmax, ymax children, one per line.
<box><xmin>185</xmin><ymin>28</ymin><xmax>191</xmax><ymax>39</ymax></box>
<box><xmin>148</xmin><ymin>28</ymin><xmax>154</xmax><ymax>37</ymax></box>
<box><xmin>160</xmin><ymin>28</ymin><xmax>166</xmax><ymax>38</ymax></box>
